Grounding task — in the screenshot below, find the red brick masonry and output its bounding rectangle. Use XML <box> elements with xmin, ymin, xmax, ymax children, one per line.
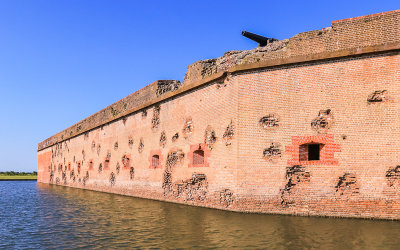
<box><xmin>38</xmin><ymin>10</ymin><xmax>400</xmax><ymax>219</ymax></box>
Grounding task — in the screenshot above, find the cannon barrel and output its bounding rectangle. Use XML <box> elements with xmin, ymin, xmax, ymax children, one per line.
<box><xmin>241</xmin><ymin>31</ymin><xmax>277</xmax><ymax>47</ymax></box>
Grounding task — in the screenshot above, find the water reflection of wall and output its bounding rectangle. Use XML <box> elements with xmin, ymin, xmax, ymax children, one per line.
<box><xmin>34</xmin><ymin>183</ymin><xmax>400</xmax><ymax>248</ymax></box>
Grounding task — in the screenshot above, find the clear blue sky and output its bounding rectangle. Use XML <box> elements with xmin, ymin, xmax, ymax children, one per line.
<box><xmin>0</xmin><ymin>0</ymin><xmax>398</xmax><ymax>172</ymax></box>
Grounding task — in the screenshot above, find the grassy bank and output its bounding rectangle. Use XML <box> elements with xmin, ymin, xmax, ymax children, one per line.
<box><xmin>0</xmin><ymin>171</ymin><xmax>37</xmax><ymax>180</ymax></box>
<box><xmin>0</xmin><ymin>175</ymin><xmax>37</xmax><ymax>180</ymax></box>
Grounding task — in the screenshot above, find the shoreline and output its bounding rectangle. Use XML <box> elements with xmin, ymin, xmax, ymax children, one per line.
<box><xmin>0</xmin><ymin>179</ymin><xmax>37</xmax><ymax>181</ymax></box>
<box><xmin>0</xmin><ymin>176</ymin><xmax>37</xmax><ymax>181</ymax></box>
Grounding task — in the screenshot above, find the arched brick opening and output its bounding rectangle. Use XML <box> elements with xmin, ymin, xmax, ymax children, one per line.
<box><xmin>152</xmin><ymin>155</ymin><xmax>160</xmax><ymax>168</ymax></box>
<box><xmin>193</xmin><ymin>150</ymin><xmax>205</xmax><ymax>165</ymax></box>
<box><xmin>188</xmin><ymin>144</ymin><xmax>210</xmax><ymax>168</ymax></box>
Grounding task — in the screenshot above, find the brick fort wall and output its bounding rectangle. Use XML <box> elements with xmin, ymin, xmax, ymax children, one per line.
<box><xmin>38</xmin><ymin>10</ymin><xmax>400</xmax><ymax>219</ymax></box>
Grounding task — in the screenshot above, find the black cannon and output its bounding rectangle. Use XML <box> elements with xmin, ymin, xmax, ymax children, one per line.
<box><xmin>241</xmin><ymin>31</ymin><xmax>277</xmax><ymax>47</ymax></box>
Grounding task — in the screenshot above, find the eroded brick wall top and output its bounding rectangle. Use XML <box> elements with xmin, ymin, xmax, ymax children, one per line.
<box><xmin>184</xmin><ymin>10</ymin><xmax>399</xmax><ymax>84</ymax></box>
<box><xmin>38</xmin><ymin>80</ymin><xmax>182</xmax><ymax>151</ymax></box>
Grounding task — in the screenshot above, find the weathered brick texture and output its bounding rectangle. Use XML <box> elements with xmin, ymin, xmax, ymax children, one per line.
<box><xmin>38</xmin><ymin>10</ymin><xmax>400</xmax><ymax>219</ymax></box>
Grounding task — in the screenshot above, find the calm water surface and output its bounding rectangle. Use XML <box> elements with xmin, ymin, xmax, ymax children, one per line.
<box><xmin>1</xmin><ymin>181</ymin><xmax>400</xmax><ymax>249</ymax></box>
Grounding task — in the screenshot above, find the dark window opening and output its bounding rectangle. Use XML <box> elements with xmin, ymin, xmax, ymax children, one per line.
<box><xmin>299</xmin><ymin>143</ymin><xmax>322</xmax><ymax>161</ymax></box>
<box><xmin>152</xmin><ymin>155</ymin><xmax>160</xmax><ymax>168</ymax></box>
<box><xmin>308</xmin><ymin>144</ymin><xmax>320</xmax><ymax>161</ymax></box>
<box><xmin>193</xmin><ymin>150</ymin><xmax>205</xmax><ymax>165</ymax></box>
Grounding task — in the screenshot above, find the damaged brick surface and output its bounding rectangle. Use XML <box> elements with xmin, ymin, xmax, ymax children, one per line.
<box><xmin>386</xmin><ymin>166</ymin><xmax>400</xmax><ymax>190</ymax></box>
<box><xmin>335</xmin><ymin>173</ymin><xmax>360</xmax><ymax>196</ymax></box>
<box><xmin>98</xmin><ymin>163</ymin><xmax>103</xmax><ymax>173</ymax></box>
<box><xmin>163</xmin><ymin>149</ymin><xmax>185</xmax><ymax>196</ymax></box>
<box><xmin>171</xmin><ymin>133</ymin><xmax>179</xmax><ymax>142</ymax></box>
<box><xmin>156</xmin><ymin>80</ymin><xmax>182</xmax><ymax>96</ymax></box>
<box><xmin>116</xmin><ymin>162</ymin><xmax>120</xmax><ymax>175</ymax></box>
<box><xmin>151</xmin><ymin>105</ymin><xmax>160</xmax><ymax>130</ymax></box>
<box><xmin>184</xmin><ymin>40</ymin><xmax>289</xmax><ymax>84</ymax></box>
<box><xmin>204</xmin><ymin>126</ymin><xmax>217</xmax><ymax>149</ymax></box>
<box><xmin>281</xmin><ymin>165</ymin><xmax>310</xmax><ymax>207</ymax></box>
<box><xmin>122</xmin><ymin>154</ymin><xmax>131</xmax><ymax>168</ymax></box>
<box><xmin>104</xmin><ymin>151</ymin><xmax>111</xmax><ymax>169</ymax></box>
<box><xmin>159</xmin><ymin>131</ymin><xmax>167</xmax><ymax>148</ymax></box>
<box><xmin>311</xmin><ymin>109</ymin><xmax>333</xmax><ymax>133</ymax></box>
<box><xmin>182</xmin><ymin>118</ymin><xmax>193</xmax><ymax>139</ymax></box>
<box><xmin>259</xmin><ymin>114</ymin><xmax>280</xmax><ymax>129</ymax></box>
<box><xmin>367</xmin><ymin>90</ymin><xmax>391</xmax><ymax>103</ymax></box>
<box><xmin>128</xmin><ymin>137</ymin><xmax>133</xmax><ymax>148</ymax></box>
<box><xmin>222</xmin><ymin>121</ymin><xmax>234</xmax><ymax>146</ymax></box>
<box><xmin>263</xmin><ymin>142</ymin><xmax>282</xmax><ymax>161</ymax></box>
<box><xmin>138</xmin><ymin>138</ymin><xmax>144</xmax><ymax>153</ymax></box>
<box><xmin>219</xmin><ymin>189</ymin><xmax>234</xmax><ymax>207</ymax></box>
<box><xmin>174</xmin><ymin>173</ymin><xmax>208</xmax><ymax>201</ymax></box>
<box><xmin>130</xmin><ymin>167</ymin><xmax>135</xmax><ymax>180</ymax></box>
<box><xmin>166</xmin><ymin>150</ymin><xmax>185</xmax><ymax>168</ymax></box>
<box><xmin>109</xmin><ymin>172</ymin><xmax>116</xmax><ymax>187</ymax></box>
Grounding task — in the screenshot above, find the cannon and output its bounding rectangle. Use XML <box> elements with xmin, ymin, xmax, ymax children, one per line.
<box><xmin>241</xmin><ymin>31</ymin><xmax>277</xmax><ymax>47</ymax></box>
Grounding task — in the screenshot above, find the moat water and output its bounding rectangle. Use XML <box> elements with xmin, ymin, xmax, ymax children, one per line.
<box><xmin>1</xmin><ymin>181</ymin><xmax>400</xmax><ymax>249</ymax></box>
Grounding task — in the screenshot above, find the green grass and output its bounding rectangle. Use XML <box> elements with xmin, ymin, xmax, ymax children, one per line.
<box><xmin>0</xmin><ymin>175</ymin><xmax>37</xmax><ymax>180</ymax></box>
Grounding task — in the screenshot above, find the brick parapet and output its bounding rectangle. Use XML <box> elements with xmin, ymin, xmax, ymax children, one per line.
<box><xmin>184</xmin><ymin>10</ymin><xmax>399</xmax><ymax>83</ymax></box>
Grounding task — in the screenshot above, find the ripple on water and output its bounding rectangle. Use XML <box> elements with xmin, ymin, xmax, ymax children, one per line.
<box><xmin>0</xmin><ymin>181</ymin><xmax>400</xmax><ymax>248</ymax></box>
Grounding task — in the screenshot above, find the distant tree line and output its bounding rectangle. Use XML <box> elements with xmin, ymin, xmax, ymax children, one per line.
<box><xmin>0</xmin><ymin>171</ymin><xmax>37</xmax><ymax>176</ymax></box>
